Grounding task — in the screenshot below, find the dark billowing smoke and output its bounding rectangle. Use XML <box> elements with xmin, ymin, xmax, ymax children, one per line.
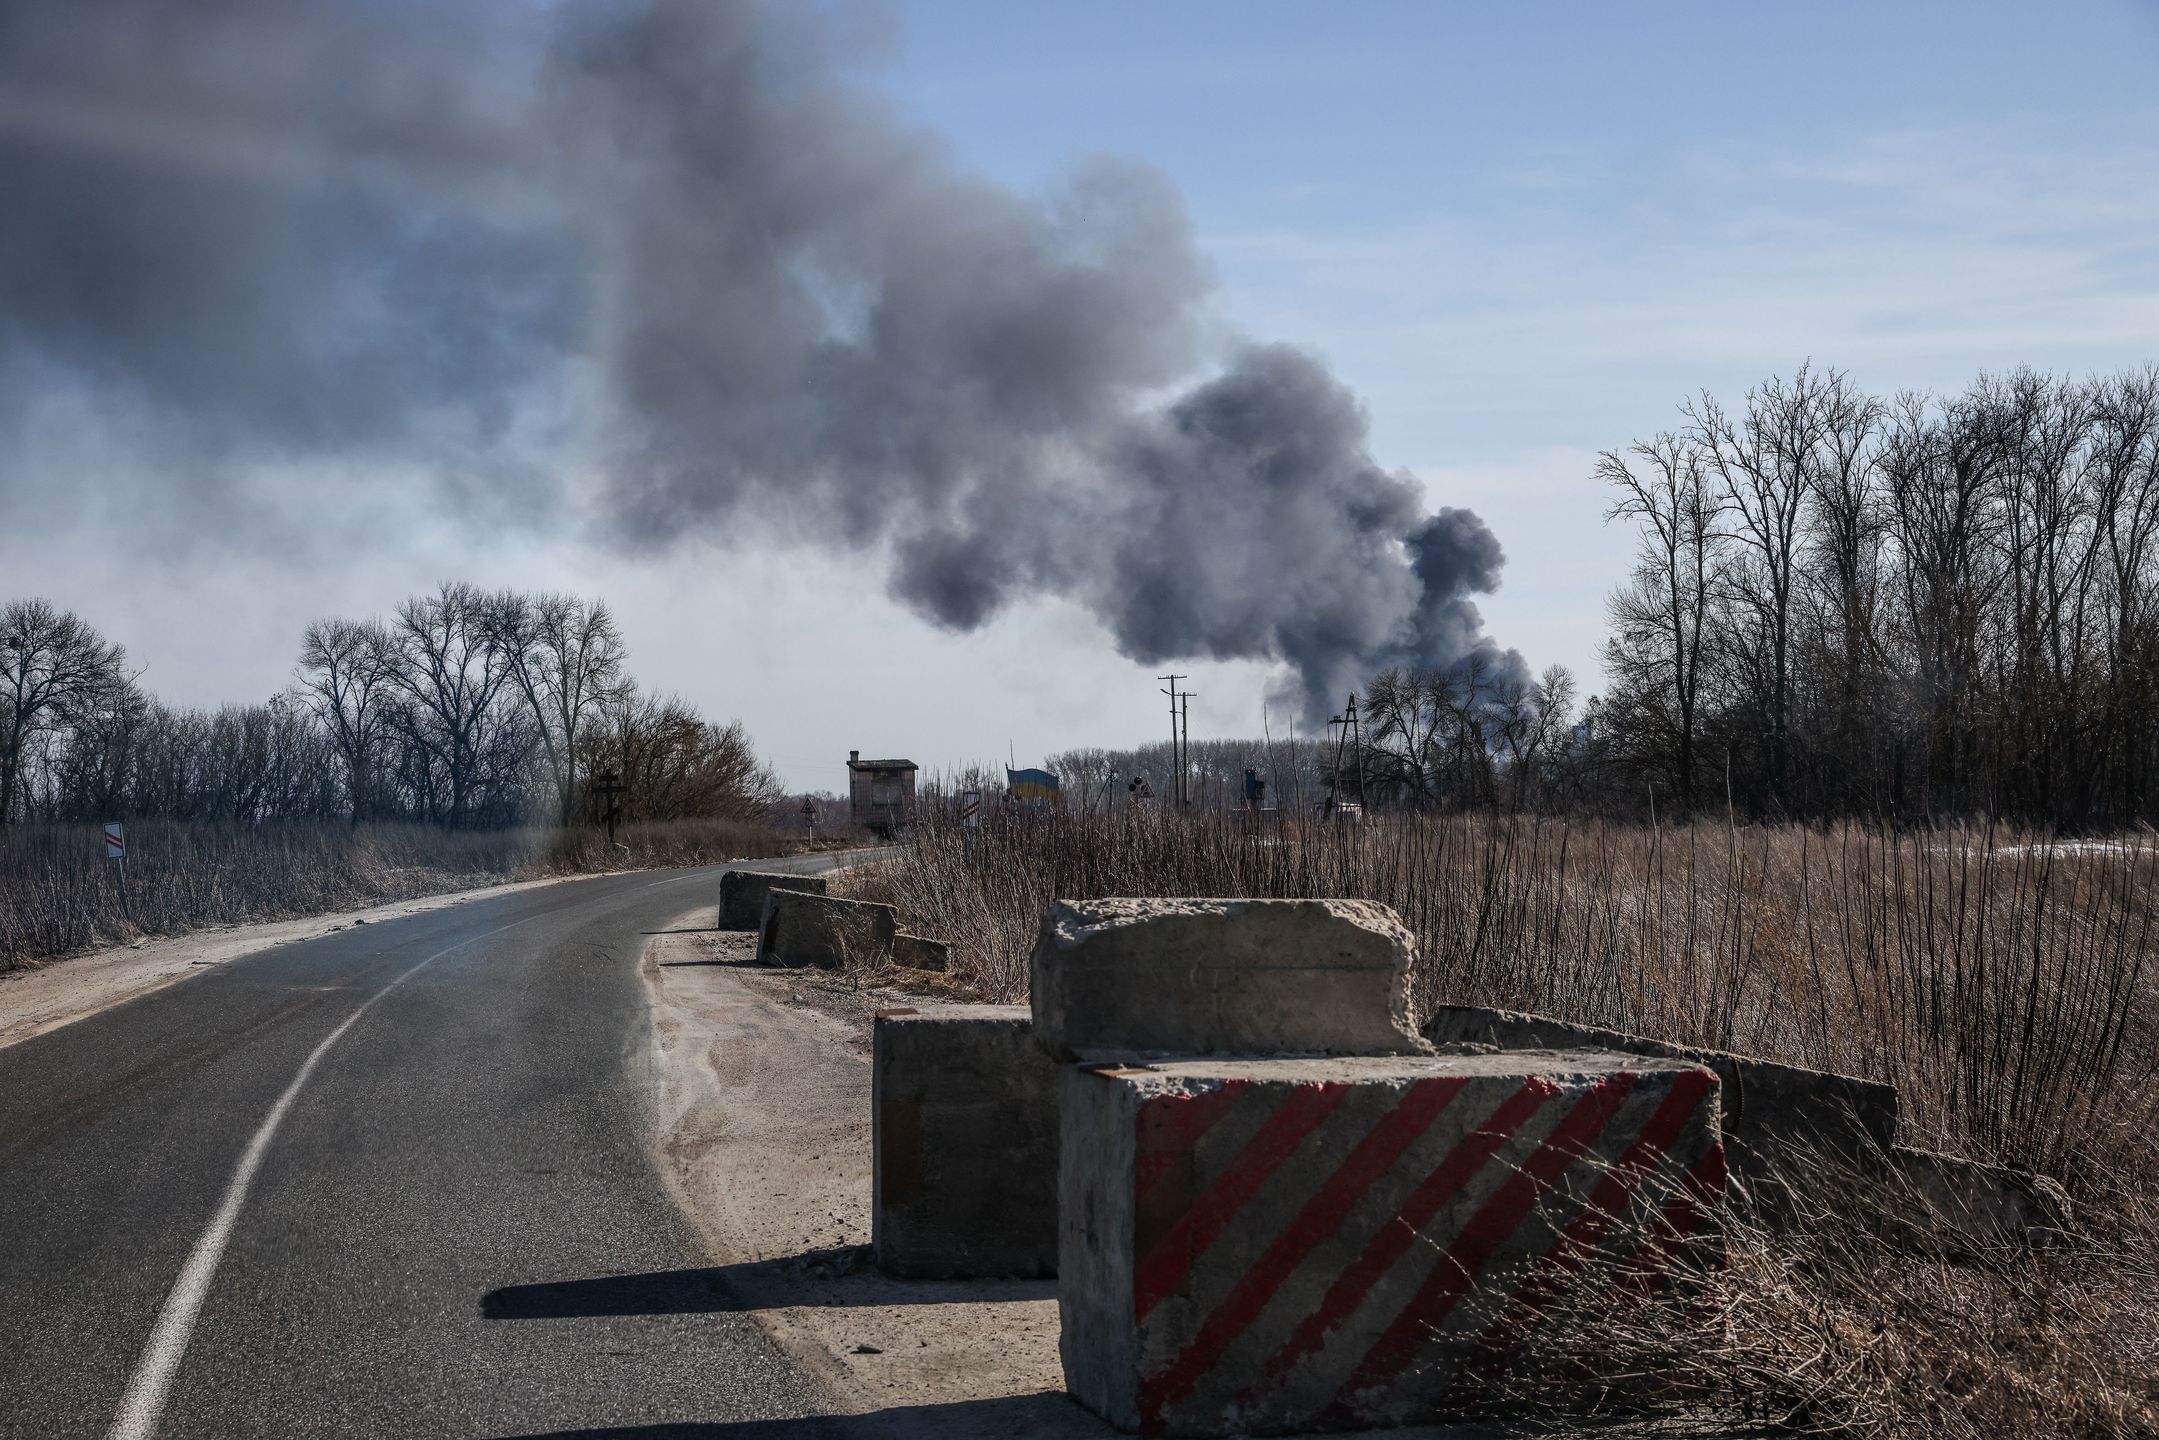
<box><xmin>0</xmin><ymin>0</ymin><xmax>1517</xmax><ymax>717</ymax></box>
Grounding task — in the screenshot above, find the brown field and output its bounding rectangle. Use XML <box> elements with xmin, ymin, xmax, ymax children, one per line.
<box><xmin>0</xmin><ymin>816</ymin><xmax>790</xmax><ymax>970</ymax></box>
<box><xmin>849</xmin><ymin>806</ymin><xmax>2159</xmax><ymax>1437</ymax></box>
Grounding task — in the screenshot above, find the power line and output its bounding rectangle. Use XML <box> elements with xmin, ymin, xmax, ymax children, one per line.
<box><xmin>1157</xmin><ymin>673</ymin><xmax>1186</xmax><ymax>805</ymax></box>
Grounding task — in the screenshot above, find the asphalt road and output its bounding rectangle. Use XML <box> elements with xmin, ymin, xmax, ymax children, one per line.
<box><xmin>0</xmin><ymin>860</ymin><xmax>853</xmax><ymax>1440</ymax></box>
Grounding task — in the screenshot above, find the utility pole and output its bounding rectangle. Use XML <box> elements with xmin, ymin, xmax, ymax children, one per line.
<box><xmin>591</xmin><ymin>768</ymin><xmax>626</xmax><ymax>849</ymax></box>
<box><xmin>1158</xmin><ymin>674</ymin><xmax>1186</xmax><ymax>806</ymax></box>
<box><xmin>1326</xmin><ymin>693</ymin><xmax>1365</xmax><ymax>817</ymax></box>
<box><xmin>1180</xmin><ymin>692</ymin><xmax>1196</xmax><ymax>808</ymax></box>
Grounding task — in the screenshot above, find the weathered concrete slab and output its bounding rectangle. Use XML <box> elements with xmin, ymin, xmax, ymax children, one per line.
<box><xmin>1423</xmin><ymin>1004</ymin><xmax>1897</xmax><ymax>1180</ymax></box>
<box><xmin>718</xmin><ymin>869</ymin><xmax>827</xmax><ymax>929</ymax></box>
<box><xmin>874</xmin><ymin>1004</ymin><xmax>1060</xmax><ymax>1278</ymax></box>
<box><xmin>892</xmin><ymin>932</ymin><xmax>950</xmax><ymax>973</ymax></box>
<box><xmin>757</xmin><ymin>889</ymin><xmax>897</xmax><ymax>968</ymax></box>
<box><xmin>1031</xmin><ymin>899</ymin><xmax>1430</xmax><ymax>1063</ymax></box>
<box><xmin>1060</xmin><ymin>1050</ymin><xmax>1726</xmax><ymax>1436</ymax></box>
<box><xmin>1891</xmin><ymin>1146</ymin><xmax>2072</xmax><ymax>1251</ymax></box>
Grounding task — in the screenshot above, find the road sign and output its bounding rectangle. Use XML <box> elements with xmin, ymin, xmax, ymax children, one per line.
<box><xmin>801</xmin><ymin>798</ymin><xmax>817</xmax><ymax>816</ymax></box>
<box><xmin>962</xmin><ymin>791</ymin><xmax>980</xmax><ymax>827</ymax></box>
<box><xmin>104</xmin><ymin>821</ymin><xmax>130</xmax><ymax>918</ymax></box>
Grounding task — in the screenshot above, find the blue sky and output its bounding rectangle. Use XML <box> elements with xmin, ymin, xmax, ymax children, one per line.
<box><xmin>847</xmin><ymin>1</ymin><xmax>2159</xmax><ymax>708</ymax></box>
<box><xmin>7</xmin><ymin>2</ymin><xmax>2156</xmax><ymax>789</ymax></box>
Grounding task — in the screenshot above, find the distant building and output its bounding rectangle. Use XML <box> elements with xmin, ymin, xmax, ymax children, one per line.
<box><xmin>847</xmin><ymin>750</ymin><xmax>918</xmax><ymax>837</ymax></box>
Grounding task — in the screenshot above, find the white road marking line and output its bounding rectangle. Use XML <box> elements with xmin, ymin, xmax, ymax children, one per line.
<box><xmin>104</xmin><ymin>911</ymin><xmax>554</xmax><ymax>1440</ymax></box>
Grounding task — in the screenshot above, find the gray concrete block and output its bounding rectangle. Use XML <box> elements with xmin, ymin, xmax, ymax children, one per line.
<box><xmin>718</xmin><ymin>869</ymin><xmax>827</xmax><ymax>929</ymax></box>
<box><xmin>1891</xmin><ymin>1146</ymin><xmax>2072</xmax><ymax>1251</ymax></box>
<box><xmin>1423</xmin><ymin>1004</ymin><xmax>1898</xmax><ymax>1180</ymax></box>
<box><xmin>892</xmin><ymin>932</ymin><xmax>950</xmax><ymax>973</ymax></box>
<box><xmin>757</xmin><ymin>889</ymin><xmax>897</xmax><ymax>968</ymax></box>
<box><xmin>1060</xmin><ymin>1051</ymin><xmax>1726</xmax><ymax>1436</ymax></box>
<box><xmin>1030</xmin><ymin>898</ymin><xmax>1430</xmax><ymax>1063</ymax></box>
<box><xmin>873</xmin><ymin>1004</ymin><xmax>1060</xmax><ymax>1278</ymax></box>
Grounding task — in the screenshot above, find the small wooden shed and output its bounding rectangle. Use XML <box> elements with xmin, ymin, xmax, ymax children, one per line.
<box><xmin>847</xmin><ymin>750</ymin><xmax>918</xmax><ymax>837</ymax></box>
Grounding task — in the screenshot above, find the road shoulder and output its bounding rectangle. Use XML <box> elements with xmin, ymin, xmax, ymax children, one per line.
<box><xmin>641</xmin><ymin>918</ymin><xmax>1105</xmax><ymax>1436</ymax></box>
<box><xmin>0</xmin><ymin>871</ymin><xmax>610</xmax><ymax>1052</ymax></box>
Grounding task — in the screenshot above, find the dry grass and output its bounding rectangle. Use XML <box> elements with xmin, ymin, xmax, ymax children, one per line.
<box><xmin>849</xmin><ymin>806</ymin><xmax>2159</xmax><ymax>1436</ymax></box>
<box><xmin>1471</xmin><ymin>1152</ymin><xmax>2159</xmax><ymax>1438</ymax></box>
<box><xmin>0</xmin><ymin>815</ymin><xmax>790</xmax><ymax>969</ymax></box>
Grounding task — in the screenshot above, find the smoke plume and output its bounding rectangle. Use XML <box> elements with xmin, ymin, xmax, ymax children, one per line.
<box><xmin>0</xmin><ymin>0</ymin><xmax>1516</xmax><ymax>717</ymax></box>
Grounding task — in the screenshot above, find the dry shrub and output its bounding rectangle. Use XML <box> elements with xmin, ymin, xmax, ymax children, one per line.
<box><xmin>1468</xmin><ymin>1153</ymin><xmax>2159</xmax><ymax>1439</ymax></box>
<box><xmin>0</xmin><ymin>815</ymin><xmax>791</xmax><ymax>967</ymax></box>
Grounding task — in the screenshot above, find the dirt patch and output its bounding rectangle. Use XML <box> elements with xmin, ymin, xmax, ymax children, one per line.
<box><xmin>641</xmin><ymin>919</ymin><xmax>1103</xmax><ymax>1434</ymax></box>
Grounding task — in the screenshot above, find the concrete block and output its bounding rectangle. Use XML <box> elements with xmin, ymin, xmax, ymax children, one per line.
<box><xmin>892</xmin><ymin>932</ymin><xmax>950</xmax><ymax>973</ymax></box>
<box><xmin>1031</xmin><ymin>899</ymin><xmax>1429</xmax><ymax>1063</ymax></box>
<box><xmin>718</xmin><ymin>868</ymin><xmax>827</xmax><ymax>929</ymax></box>
<box><xmin>1423</xmin><ymin>1004</ymin><xmax>1897</xmax><ymax>1180</ymax></box>
<box><xmin>1060</xmin><ymin>1050</ymin><xmax>1726</xmax><ymax>1436</ymax></box>
<box><xmin>1891</xmin><ymin>1146</ymin><xmax>2072</xmax><ymax>1251</ymax></box>
<box><xmin>874</xmin><ymin>1004</ymin><xmax>1060</xmax><ymax>1277</ymax></box>
<box><xmin>757</xmin><ymin>889</ymin><xmax>897</xmax><ymax>968</ymax></box>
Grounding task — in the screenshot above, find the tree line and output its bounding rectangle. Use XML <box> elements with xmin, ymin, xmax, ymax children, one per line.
<box><xmin>16</xmin><ymin>359</ymin><xmax>2151</xmax><ymax>832</ymax></box>
<box><xmin>1047</xmin><ymin>363</ymin><xmax>2159</xmax><ymax>828</ymax></box>
<box><xmin>0</xmin><ymin>584</ymin><xmax>781</xmax><ymax>829</ymax></box>
<box><xmin>1041</xmin><ymin>659</ymin><xmax>1581</xmax><ymax>819</ymax></box>
<box><xmin>1592</xmin><ymin>363</ymin><xmax>2159</xmax><ymax>825</ymax></box>
<box><xmin>1310</xmin><ymin>363</ymin><xmax>2159</xmax><ymax>827</ymax></box>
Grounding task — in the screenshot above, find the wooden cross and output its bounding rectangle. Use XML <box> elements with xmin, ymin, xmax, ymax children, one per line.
<box><xmin>591</xmin><ymin>769</ymin><xmax>626</xmax><ymax>848</ymax></box>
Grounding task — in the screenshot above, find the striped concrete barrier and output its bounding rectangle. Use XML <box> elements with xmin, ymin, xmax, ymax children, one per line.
<box><xmin>1060</xmin><ymin>1051</ymin><xmax>1725</xmax><ymax>1436</ymax></box>
<box><xmin>1423</xmin><ymin>1003</ymin><xmax>1897</xmax><ymax>1181</ymax></box>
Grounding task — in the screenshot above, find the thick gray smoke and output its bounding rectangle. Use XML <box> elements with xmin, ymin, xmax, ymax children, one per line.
<box><xmin>0</xmin><ymin>0</ymin><xmax>1516</xmax><ymax>717</ymax></box>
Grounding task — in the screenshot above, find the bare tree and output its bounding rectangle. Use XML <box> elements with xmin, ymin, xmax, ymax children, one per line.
<box><xmin>1879</xmin><ymin>384</ymin><xmax>2010</xmax><ymax>813</ymax></box>
<box><xmin>1601</xmin><ymin>434</ymin><xmax>1723</xmax><ymax>811</ymax></box>
<box><xmin>1989</xmin><ymin>371</ymin><xmax>2099</xmax><ymax>819</ymax></box>
<box><xmin>1363</xmin><ymin>666</ymin><xmax>1447</xmax><ymax>808</ymax></box>
<box><xmin>2088</xmin><ymin>369</ymin><xmax>2159</xmax><ymax>812</ymax></box>
<box><xmin>583</xmin><ymin>685</ymin><xmax>782</xmax><ymax>822</ymax></box>
<box><xmin>297</xmin><ymin>617</ymin><xmax>397</xmax><ymax>824</ymax></box>
<box><xmin>385</xmin><ymin>583</ymin><xmax>526</xmax><ymax>828</ymax></box>
<box><xmin>1689</xmin><ymin>368</ymin><xmax>1830</xmax><ymax>811</ymax></box>
<box><xmin>1494</xmin><ymin>664</ymin><xmax>1576</xmax><ymax>811</ymax></box>
<box><xmin>0</xmin><ymin>599</ymin><xmax>130</xmax><ymax>824</ymax></box>
<box><xmin>492</xmin><ymin>592</ymin><xmax>628</xmax><ymax>824</ymax></box>
<box><xmin>1797</xmin><ymin>369</ymin><xmax>1887</xmax><ymax>808</ymax></box>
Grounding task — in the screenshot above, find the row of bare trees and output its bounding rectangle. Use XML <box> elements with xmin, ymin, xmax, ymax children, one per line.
<box><xmin>1597</xmin><ymin>363</ymin><xmax>2159</xmax><ymax>825</ymax></box>
<box><xmin>1358</xmin><ymin>655</ymin><xmax>1579</xmax><ymax>812</ymax></box>
<box><xmin>0</xmin><ymin>585</ymin><xmax>781</xmax><ymax>828</ymax></box>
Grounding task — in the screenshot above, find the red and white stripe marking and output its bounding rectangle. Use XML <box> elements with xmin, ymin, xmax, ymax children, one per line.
<box><xmin>1101</xmin><ymin>1060</ymin><xmax>1724</xmax><ymax>1435</ymax></box>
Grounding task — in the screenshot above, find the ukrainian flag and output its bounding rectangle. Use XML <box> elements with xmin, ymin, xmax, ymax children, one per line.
<box><xmin>1006</xmin><ymin>767</ymin><xmax>1060</xmax><ymax>806</ymax></box>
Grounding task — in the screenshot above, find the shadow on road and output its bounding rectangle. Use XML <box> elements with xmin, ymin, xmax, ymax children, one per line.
<box><xmin>491</xmin><ymin>1391</ymin><xmax>1107</xmax><ymax>1438</ymax></box>
<box><xmin>491</xmin><ymin>1393</ymin><xmax>1516</xmax><ymax>1440</ymax></box>
<box><xmin>481</xmin><ymin>1246</ymin><xmax>1054</xmax><ymax>1320</ymax></box>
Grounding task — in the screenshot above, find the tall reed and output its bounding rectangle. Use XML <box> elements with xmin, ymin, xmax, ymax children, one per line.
<box><xmin>861</xmin><ymin>807</ymin><xmax>2157</xmax><ymax>1184</ymax></box>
